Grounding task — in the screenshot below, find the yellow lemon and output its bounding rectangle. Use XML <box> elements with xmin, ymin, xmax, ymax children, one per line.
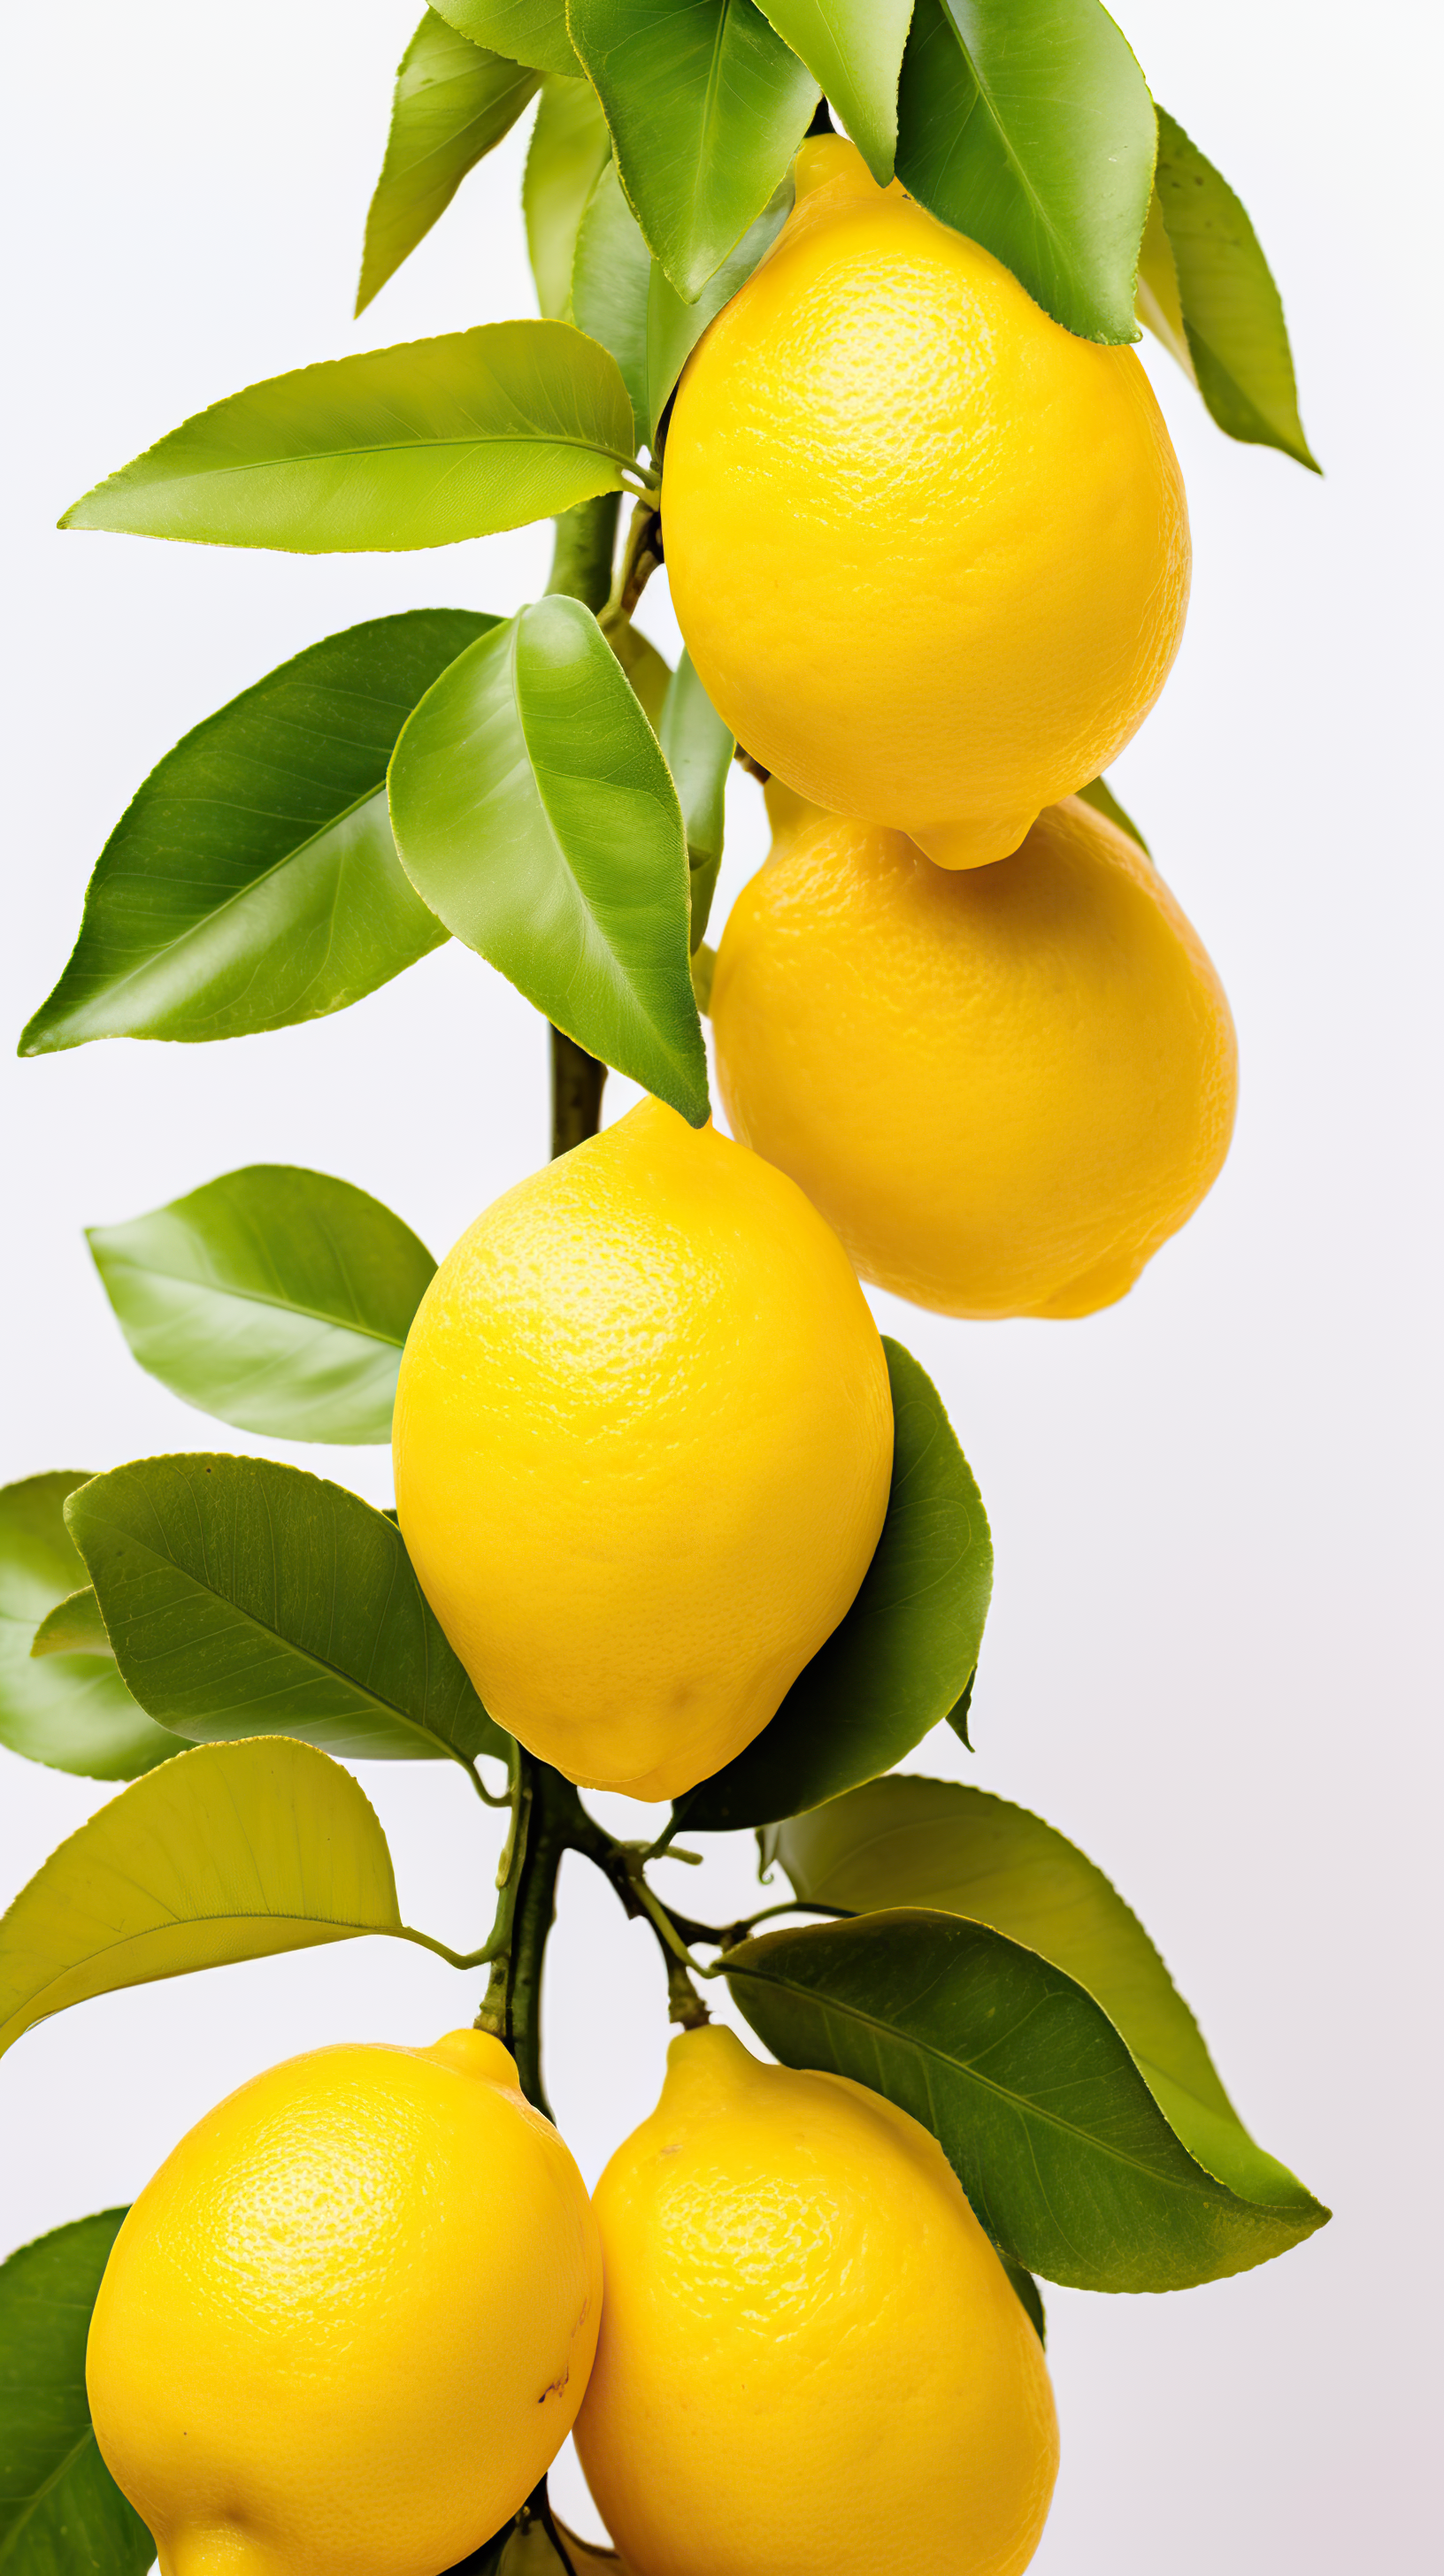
<box><xmin>574</xmin><ymin>2025</ymin><xmax>1058</xmax><ymax>2576</ymax></box>
<box><xmin>394</xmin><ymin>1098</ymin><xmax>892</xmax><ymax>1799</ymax></box>
<box><xmin>663</xmin><ymin>136</ymin><xmax>1190</xmax><ymax>870</ymax></box>
<box><xmin>712</xmin><ymin>794</ymin><xmax>1237</xmax><ymax>1320</ymax></box>
<box><xmin>86</xmin><ymin>2030</ymin><xmax>602</xmax><ymax>2576</ymax></box>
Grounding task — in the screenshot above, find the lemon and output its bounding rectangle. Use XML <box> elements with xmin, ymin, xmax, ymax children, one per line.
<box><xmin>394</xmin><ymin>1098</ymin><xmax>892</xmax><ymax>1800</ymax></box>
<box><xmin>663</xmin><ymin>136</ymin><xmax>1190</xmax><ymax>870</ymax></box>
<box><xmin>713</xmin><ymin>794</ymin><xmax>1237</xmax><ymax>1320</ymax></box>
<box><xmin>86</xmin><ymin>2030</ymin><xmax>602</xmax><ymax>2576</ymax></box>
<box><xmin>574</xmin><ymin>2025</ymin><xmax>1058</xmax><ymax>2576</ymax></box>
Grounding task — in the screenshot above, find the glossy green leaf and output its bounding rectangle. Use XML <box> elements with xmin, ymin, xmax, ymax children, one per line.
<box><xmin>1076</xmin><ymin>771</ymin><xmax>1149</xmax><ymax>855</ymax></box>
<box><xmin>389</xmin><ymin>600</ymin><xmax>709</xmax><ymax>1123</ymax></box>
<box><xmin>726</xmin><ymin>1911</ymin><xmax>1330</xmax><ymax>2291</ymax></box>
<box><xmin>19</xmin><ymin>612</ymin><xmax>492</xmax><ymax>1056</ymax></box>
<box><xmin>645</xmin><ymin>176</ymin><xmax>792</xmax><ymax>441</ymax></box>
<box><xmin>0</xmin><ymin>1738</ymin><xmax>411</xmax><ymax>2060</ymax></box>
<box><xmin>660</xmin><ymin>652</ymin><xmax>734</xmax><ymax>948</ymax></box>
<box><xmin>30</xmin><ymin>1589</ymin><xmax>112</xmax><ymax>1660</ymax></box>
<box><xmin>0</xmin><ymin>2210</ymin><xmax>155</xmax><ymax>2575</ymax></box>
<box><xmin>87</xmin><ymin>1164</ymin><xmax>436</xmax><ymax>1445</ymax></box>
<box><xmin>675</xmin><ymin>1338</ymin><xmax>990</xmax><ymax>1831</ymax></box>
<box><xmin>572</xmin><ymin>161</ymin><xmax>654</xmax><ymax>444</ymax></box>
<box><xmin>610</xmin><ymin>619</ymin><xmax>672</xmax><ymax>729</ymax></box>
<box><xmin>768</xmin><ymin>1774</ymin><xmax>1317</xmax><ymax>2212</ymax></box>
<box><xmin>895</xmin><ymin>0</ymin><xmax>1156</xmax><ymax>343</ymax></box>
<box><xmin>356</xmin><ymin>13</ymin><xmax>541</xmax><ymax>314</ymax></box>
<box><xmin>1150</xmin><ymin>107</ymin><xmax>1318</xmax><ymax>471</ymax></box>
<box><xmin>757</xmin><ymin>1</ymin><xmax>914</xmax><ymax>185</ymax></box>
<box><xmin>1133</xmin><ymin>181</ymin><xmax>1194</xmax><ymax>378</ymax></box>
<box><xmin>65</xmin><ymin>1456</ymin><xmax>507</xmax><ymax>1765</ymax></box>
<box><xmin>60</xmin><ymin>324</ymin><xmax>638</xmax><ymax>551</ymax></box>
<box><xmin>523</xmin><ymin>73</ymin><xmax>612</xmax><ymax>317</ymax></box>
<box><xmin>570</xmin><ymin>0</ymin><xmax>818</xmax><ymax>300</ymax></box>
<box><xmin>434</xmin><ymin>0</ymin><xmax>580</xmax><ymax>75</ymax></box>
<box><xmin>0</xmin><ymin>1475</ymin><xmax>177</xmax><ymax>1783</ymax></box>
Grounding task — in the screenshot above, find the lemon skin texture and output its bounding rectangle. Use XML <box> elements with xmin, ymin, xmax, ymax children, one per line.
<box><xmin>86</xmin><ymin>2031</ymin><xmax>602</xmax><ymax>2576</ymax></box>
<box><xmin>663</xmin><ymin>136</ymin><xmax>1190</xmax><ymax>870</ymax></box>
<box><xmin>712</xmin><ymin>796</ymin><xmax>1238</xmax><ymax>1320</ymax></box>
<box><xmin>574</xmin><ymin>2025</ymin><xmax>1058</xmax><ymax>2576</ymax></box>
<box><xmin>393</xmin><ymin>1098</ymin><xmax>892</xmax><ymax>1800</ymax></box>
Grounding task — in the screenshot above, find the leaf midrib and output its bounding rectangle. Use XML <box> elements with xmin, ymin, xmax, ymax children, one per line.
<box><xmin>0</xmin><ymin>2423</ymin><xmax>104</xmax><ymax>2566</ymax></box>
<box><xmin>936</xmin><ymin>0</ymin><xmax>1103</xmax><ymax>274</ymax></box>
<box><xmin>100</xmin><ymin>1246</ymin><xmax>410</xmax><ymax>1353</ymax></box>
<box><xmin>103</xmin><ymin>428</ymin><xmax>639</xmax><ymax>490</ymax></box>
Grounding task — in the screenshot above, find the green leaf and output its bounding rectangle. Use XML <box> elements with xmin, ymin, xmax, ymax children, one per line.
<box><xmin>674</xmin><ymin>1338</ymin><xmax>990</xmax><ymax>1830</ymax></box>
<box><xmin>572</xmin><ymin>161</ymin><xmax>654</xmax><ymax>445</ymax></box>
<box><xmin>756</xmin><ymin>1</ymin><xmax>914</xmax><ymax>186</ymax></box>
<box><xmin>0</xmin><ymin>2210</ymin><xmax>155</xmax><ymax>2575</ymax></box>
<box><xmin>766</xmin><ymin>1773</ymin><xmax>1318</xmax><ymax>2212</ymax></box>
<box><xmin>997</xmin><ymin>2253</ymin><xmax>1046</xmax><ymax>2347</ymax></box>
<box><xmin>690</xmin><ymin>940</ymin><xmax>716</xmax><ymax>1013</ymax></box>
<box><xmin>659</xmin><ymin>651</ymin><xmax>734</xmax><ymax>949</ymax></box>
<box><xmin>434</xmin><ymin>0</ymin><xmax>580</xmax><ymax>75</ymax></box>
<box><xmin>0</xmin><ymin>1475</ymin><xmax>178</xmax><ymax>1783</ymax></box>
<box><xmin>60</xmin><ymin>324</ymin><xmax>638</xmax><ymax>552</ymax></box>
<box><xmin>65</xmin><ymin>1456</ymin><xmax>508</xmax><ymax>1766</ymax></box>
<box><xmin>523</xmin><ymin>73</ymin><xmax>612</xmax><ymax>318</ymax></box>
<box><xmin>570</xmin><ymin>0</ymin><xmax>819</xmax><ymax>300</ymax></box>
<box><xmin>19</xmin><ymin>612</ymin><xmax>491</xmax><ymax>1056</ymax></box>
<box><xmin>895</xmin><ymin>0</ymin><xmax>1156</xmax><ymax>344</ymax></box>
<box><xmin>645</xmin><ymin>175</ymin><xmax>792</xmax><ymax>441</ymax></box>
<box><xmin>726</xmin><ymin>1911</ymin><xmax>1330</xmax><ymax>2291</ymax></box>
<box><xmin>356</xmin><ymin>13</ymin><xmax>542</xmax><ymax>315</ymax></box>
<box><xmin>1076</xmin><ymin>771</ymin><xmax>1149</xmax><ymax>855</ymax></box>
<box><xmin>610</xmin><ymin>619</ymin><xmax>673</xmax><ymax>729</ymax></box>
<box><xmin>0</xmin><ymin>1738</ymin><xmax>412</xmax><ymax>2060</ymax></box>
<box><xmin>1150</xmin><ymin>106</ymin><xmax>1318</xmax><ymax>472</ymax></box>
<box><xmin>1133</xmin><ymin>180</ymin><xmax>1194</xmax><ymax>379</ymax></box>
<box><xmin>389</xmin><ymin>600</ymin><xmax>710</xmax><ymax>1123</ymax></box>
<box><xmin>87</xmin><ymin>1164</ymin><xmax>437</xmax><ymax>1445</ymax></box>
<box><xmin>30</xmin><ymin>1589</ymin><xmax>112</xmax><ymax>1660</ymax></box>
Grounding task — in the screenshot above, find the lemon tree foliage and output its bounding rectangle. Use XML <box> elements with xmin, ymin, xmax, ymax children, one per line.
<box><xmin>389</xmin><ymin>600</ymin><xmax>710</xmax><ymax>1124</ymax></box>
<box><xmin>572</xmin><ymin>163</ymin><xmax>655</xmax><ymax>446</ymax></box>
<box><xmin>0</xmin><ymin>2212</ymin><xmax>155</xmax><ymax>2576</ymax></box>
<box><xmin>895</xmin><ymin>0</ymin><xmax>1157</xmax><ymax>344</ymax></box>
<box><xmin>643</xmin><ymin>176</ymin><xmax>793</xmax><ymax>441</ymax></box>
<box><xmin>434</xmin><ymin>0</ymin><xmax>580</xmax><ymax>77</ymax></box>
<box><xmin>0</xmin><ymin>1475</ymin><xmax>178</xmax><ymax>1783</ymax></box>
<box><xmin>570</xmin><ymin>0</ymin><xmax>820</xmax><ymax>299</ymax></box>
<box><xmin>0</xmin><ymin>1740</ymin><xmax>414</xmax><ymax>2060</ymax></box>
<box><xmin>725</xmin><ymin>1912</ymin><xmax>1329</xmax><ymax>2292</ymax></box>
<box><xmin>523</xmin><ymin>73</ymin><xmax>613</xmax><ymax>317</ymax></box>
<box><xmin>659</xmin><ymin>654</ymin><xmax>734</xmax><ymax>949</ymax></box>
<box><xmin>64</xmin><ymin>1456</ymin><xmax>509</xmax><ymax>1766</ymax></box>
<box><xmin>757</xmin><ymin>1</ymin><xmax>915</xmax><ymax>186</ymax></box>
<box><xmin>675</xmin><ymin>1340</ymin><xmax>991</xmax><ymax>1831</ymax></box>
<box><xmin>88</xmin><ymin>1165</ymin><xmax>437</xmax><ymax>1445</ymax></box>
<box><xmin>767</xmin><ymin>1776</ymin><xmax>1317</xmax><ymax>2214</ymax></box>
<box><xmin>19</xmin><ymin>613</ymin><xmax>492</xmax><ymax>1055</ymax></box>
<box><xmin>29</xmin><ymin>1587</ymin><xmax>113</xmax><ymax>1660</ymax></box>
<box><xmin>357</xmin><ymin>13</ymin><xmax>541</xmax><ymax>314</ymax></box>
<box><xmin>61</xmin><ymin>325</ymin><xmax>641</xmax><ymax>552</ymax></box>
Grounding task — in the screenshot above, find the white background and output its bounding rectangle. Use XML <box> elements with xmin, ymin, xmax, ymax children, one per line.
<box><xmin>3</xmin><ymin>3</ymin><xmax>1440</xmax><ymax>2567</ymax></box>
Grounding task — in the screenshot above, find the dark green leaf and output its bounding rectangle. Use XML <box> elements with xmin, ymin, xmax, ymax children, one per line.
<box><xmin>523</xmin><ymin>73</ymin><xmax>612</xmax><ymax>317</ymax></box>
<box><xmin>389</xmin><ymin>600</ymin><xmax>709</xmax><ymax>1123</ymax></box>
<box><xmin>895</xmin><ymin>0</ymin><xmax>1156</xmax><ymax>343</ymax></box>
<box><xmin>357</xmin><ymin>13</ymin><xmax>541</xmax><ymax>314</ymax></box>
<box><xmin>674</xmin><ymin>1338</ymin><xmax>990</xmax><ymax>1830</ymax></box>
<box><xmin>572</xmin><ymin>162</ymin><xmax>654</xmax><ymax>445</ymax></box>
<box><xmin>757</xmin><ymin>1</ymin><xmax>914</xmax><ymax>185</ymax></box>
<box><xmin>943</xmin><ymin>1666</ymin><xmax>974</xmax><ymax>1746</ymax></box>
<box><xmin>434</xmin><ymin>0</ymin><xmax>580</xmax><ymax>75</ymax></box>
<box><xmin>87</xmin><ymin>1164</ymin><xmax>436</xmax><ymax>1445</ymax></box>
<box><xmin>659</xmin><ymin>652</ymin><xmax>734</xmax><ymax>948</ymax></box>
<box><xmin>30</xmin><ymin>1589</ymin><xmax>112</xmax><ymax>1660</ymax></box>
<box><xmin>0</xmin><ymin>1475</ymin><xmax>178</xmax><ymax>1782</ymax></box>
<box><xmin>60</xmin><ymin>324</ymin><xmax>638</xmax><ymax>551</ymax></box>
<box><xmin>769</xmin><ymin>1773</ymin><xmax>1316</xmax><ymax>2215</ymax></box>
<box><xmin>1076</xmin><ymin>771</ymin><xmax>1149</xmax><ymax>855</ymax></box>
<box><xmin>0</xmin><ymin>2210</ymin><xmax>154</xmax><ymax>2575</ymax></box>
<box><xmin>570</xmin><ymin>0</ymin><xmax>818</xmax><ymax>300</ymax></box>
<box><xmin>645</xmin><ymin>176</ymin><xmax>792</xmax><ymax>441</ymax></box>
<box><xmin>65</xmin><ymin>1455</ymin><xmax>508</xmax><ymax>1765</ymax></box>
<box><xmin>1150</xmin><ymin>107</ymin><xmax>1318</xmax><ymax>471</ymax></box>
<box><xmin>0</xmin><ymin>1739</ymin><xmax>414</xmax><ymax>2059</ymax></box>
<box><xmin>726</xmin><ymin>1912</ymin><xmax>1330</xmax><ymax>2290</ymax></box>
<box><xmin>19</xmin><ymin>612</ymin><xmax>491</xmax><ymax>1056</ymax></box>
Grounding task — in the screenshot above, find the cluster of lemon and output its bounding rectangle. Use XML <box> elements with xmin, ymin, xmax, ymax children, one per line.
<box><xmin>85</xmin><ymin>139</ymin><xmax>1233</xmax><ymax>2576</ymax></box>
